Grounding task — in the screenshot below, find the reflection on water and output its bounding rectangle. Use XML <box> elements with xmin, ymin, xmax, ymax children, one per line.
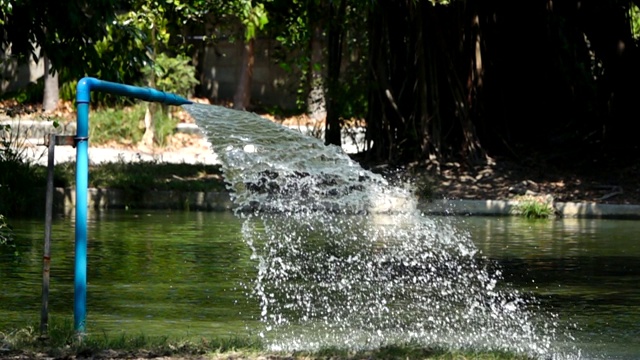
<box><xmin>1</xmin><ymin>212</ymin><xmax>639</xmax><ymax>358</ymax></box>
<box><xmin>460</xmin><ymin>217</ymin><xmax>640</xmax><ymax>360</ymax></box>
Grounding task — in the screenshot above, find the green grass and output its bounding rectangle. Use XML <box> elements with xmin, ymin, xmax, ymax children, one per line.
<box><xmin>89</xmin><ymin>104</ymin><xmax>147</xmax><ymax>145</ymax></box>
<box><xmin>0</xmin><ymin>320</ymin><xmax>534</xmax><ymax>360</ymax></box>
<box><xmin>0</xmin><ymin>319</ymin><xmax>263</xmax><ymax>359</ymax></box>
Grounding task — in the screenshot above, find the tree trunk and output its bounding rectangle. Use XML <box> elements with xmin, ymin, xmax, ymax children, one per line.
<box><xmin>141</xmin><ymin>102</ymin><xmax>156</xmax><ymax>149</ymax></box>
<box><xmin>363</xmin><ymin>0</ymin><xmax>638</xmax><ymax>165</ymax></box>
<box><xmin>141</xmin><ymin>71</ymin><xmax>157</xmax><ymax>149</ymax></box>
<box><xmin>324</xmin><ymin>0</ymin><xmax>347</xmax><ymax>147</ymax></box>
<box><xmin>365</xmin><ymin>0</ymin><xmax>410</xmax><ymax>163</ymax></box>
<box><xmin>233</xmin><ymin>38</ymin><xmax>255</xmax><ymax>111</ymax></box>
<box><xmin>307</xmin><ymin>20</ymin><xmax>326</xmax><ymax>121</ymax></box>
<box><xmin>141</xmin><ymin>26</ymin><xmax>157</xmax><ymax>149</ymax></box>
<box><xmin>365</xmin><ymin>1</ymin><xmax>487</xmax><ymax>164</ymax></box>
<box><xmin>42</xmin><ymin>55</ymin><xmax>59</xmax><ymax>112</ymax></box>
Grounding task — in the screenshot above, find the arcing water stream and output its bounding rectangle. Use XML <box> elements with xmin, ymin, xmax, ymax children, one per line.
<box><xmin>185</xmin><ymin>104</ymin><xmax>577</xmax><ymax>358</ymax></box>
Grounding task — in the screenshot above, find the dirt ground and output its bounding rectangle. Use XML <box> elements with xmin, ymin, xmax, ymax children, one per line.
<box><xmin>419</xmin><ymin>156</ymin><xmax>640</xmax><ymax>205</ymax></box>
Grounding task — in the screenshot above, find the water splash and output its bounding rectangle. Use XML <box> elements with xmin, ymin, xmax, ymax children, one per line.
<box><xmin>185</xmin><ymin>104</ymin><xmax>575</xmax><ymax>358</ymax></box>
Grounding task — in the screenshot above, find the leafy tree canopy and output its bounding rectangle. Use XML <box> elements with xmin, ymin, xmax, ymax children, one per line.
<box><xmin>0</xmin><ymin>0</ymin><xmax>125</xmax><ymax>74</ymax></box>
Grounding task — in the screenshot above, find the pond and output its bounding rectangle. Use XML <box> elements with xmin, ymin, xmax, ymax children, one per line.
<box><xmin>0</xmin><ymin>210</ymin><xmax>258</xmax><ymax>338</ymax></box>
<box><xmin>462</xmin><ymin>216</ymin><xmax>640</xmax><ymax>359</ymax></box>
<box><xmin>1</xmin><ymin>210</ymin><xmax>639</xmax><ymax>359</ymax></box>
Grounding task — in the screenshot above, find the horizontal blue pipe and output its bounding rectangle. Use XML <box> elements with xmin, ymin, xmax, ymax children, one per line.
<box><xmin>74</xmin><ymin>77</ymin><xmax>191</xmax><ymax>333</ymax></box>
<box><xmin>76</xmin><ymin>77</ymin><xmax>192</xmax><ymax>106</ymax></box>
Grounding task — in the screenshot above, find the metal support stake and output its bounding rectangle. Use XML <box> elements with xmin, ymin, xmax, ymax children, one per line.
<box><xmin>41</xmin><ymin>134</ymin><xmax>78</xmax><ymax>337</ymax></box>
<box><xmin>40</xmin><ymin>134</ymin><xmax>56</xmax><ymax>337</ymax></box>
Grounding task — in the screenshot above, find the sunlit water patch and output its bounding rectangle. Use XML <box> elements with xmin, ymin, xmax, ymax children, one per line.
<box><xmin>185</xmin><ymin>104</ymin><xmax>578</xmax><ymax>358</ymax></box>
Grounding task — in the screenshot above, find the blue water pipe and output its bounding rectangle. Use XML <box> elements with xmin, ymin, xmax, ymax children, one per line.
<box><xmin>74</xmin><ymin>77</ymin><xmax>191</xmax><ymax>332</ymax></box>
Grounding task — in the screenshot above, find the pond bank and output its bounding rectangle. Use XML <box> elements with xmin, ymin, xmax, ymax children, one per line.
<box><xmin>50</xmin><ymin>187</ymin><xmax>640</xmax><ymax>219</ymax></box>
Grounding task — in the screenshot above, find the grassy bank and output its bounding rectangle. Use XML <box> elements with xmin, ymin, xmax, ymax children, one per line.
<box><xmin>0</xmin><ymin>158</ymin><xmax>227</xmax><ymax>216</ymax></box>
<box><xmin>0</xmin><ymin>320</ymin><xmax>534</xmax><ymax>360</ymax></box>
<box><xmin>55</xmin><ymin>161</ymin><xmax>226</xmax><ymax>193</ymax></box>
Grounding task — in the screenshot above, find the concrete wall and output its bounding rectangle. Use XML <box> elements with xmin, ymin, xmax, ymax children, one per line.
<box><xmin>54</xmin><ymin>187</ymin><xmax>233</xmax><ymax>213</ymax></box>
<box><xmin>198</xmin><ymin>39</ymin><xmax>299</xmax><ymax>109</ymax></box>
<box><xmin>1</xmin><ymin>40</ymin><xmax>299</xmax><ymax>110</ymax></box>
<box><xmin>1</xmin><ymin>46</ymin><xmax>45</xmax><ymax>94</ymax></box>
<box><xmin>49</xmin><ymin>187</ymin><xmax>640</xmax><ymax>219</ymax></box>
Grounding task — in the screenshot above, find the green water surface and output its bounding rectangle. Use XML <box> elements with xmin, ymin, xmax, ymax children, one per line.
<box><xmin>1</xmin><ymin>211</ymin><xmax>639</xmax><ymax>359</ymax></box>
<box><xmin>460</xmin><ymin>216</ymin><xmax>640</xmax><ymax>359</ymax></box>
<box><xmin>0</xmin><ymin>210</ymin><xmax>258</xmax><ymax>338</ymax></box>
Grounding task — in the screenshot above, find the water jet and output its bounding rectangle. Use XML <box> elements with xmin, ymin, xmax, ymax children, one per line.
<box><xmin>185</xmin><ymin>104</ymin><xmax>575</xmax><ymax>358</ymax></box>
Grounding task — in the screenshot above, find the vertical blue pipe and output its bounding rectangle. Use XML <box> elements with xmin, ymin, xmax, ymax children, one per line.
<box><xmin>74</xmin><ymin>77</ymin><xmax>190</xmax><ymax>333</ymax></box>
<box><xmin>74</xmin><ymin>79</ymin><xmax>91</xmax><ymax>332</ymax></box>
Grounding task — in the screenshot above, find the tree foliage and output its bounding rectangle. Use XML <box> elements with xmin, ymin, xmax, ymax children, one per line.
<box><xmin>266</xmin><ymin>0</ymin><xmax>368</xmax><ymax>142</ymax></box>
<box><xmin>239</xmin><ymin>1</ymin><xmax>269</xmax><ymax>41</ymax></box>
<box><xmin>0</xmin><ymin>0</ymin><xmax>13</xmax><ymax>26</ymax></box>
<box><xmin>632</xmin><ymin>3</ymin><xmax>640</xmax><ymax>39</ymax></box>
<box><xmin>0</xmin><ymin>0</ymin><xmax>128</xmax><ymax>76</ymax></box>
<box><xmin>3</xmin><ymin>0</ymin><xmax>640</xmax><ymax>167</ymax></box>
<box><xmin>142</xmin><ymin>53</ymin><xmax>198</xmax><ymax>97</ymax></box>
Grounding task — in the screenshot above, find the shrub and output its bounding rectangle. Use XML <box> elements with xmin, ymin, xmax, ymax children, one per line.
<box><xmin>0</xmin><ymin>123</ymin><xmax>47</xmax><ymax>216</ymax></box>
<box><xmin>142</xmin><ymin>53</ymin><xmax>199</xmax><ymax>98</ymax></box>
<box><xmin>511</xmin><ymin>195</ymin><xmax>556</xmax><ymax>219</ymax></box>
<box><xmin>89</xmin><ymin>104</ymin><xmax>146</xmax><ymax>145</ymax></box>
